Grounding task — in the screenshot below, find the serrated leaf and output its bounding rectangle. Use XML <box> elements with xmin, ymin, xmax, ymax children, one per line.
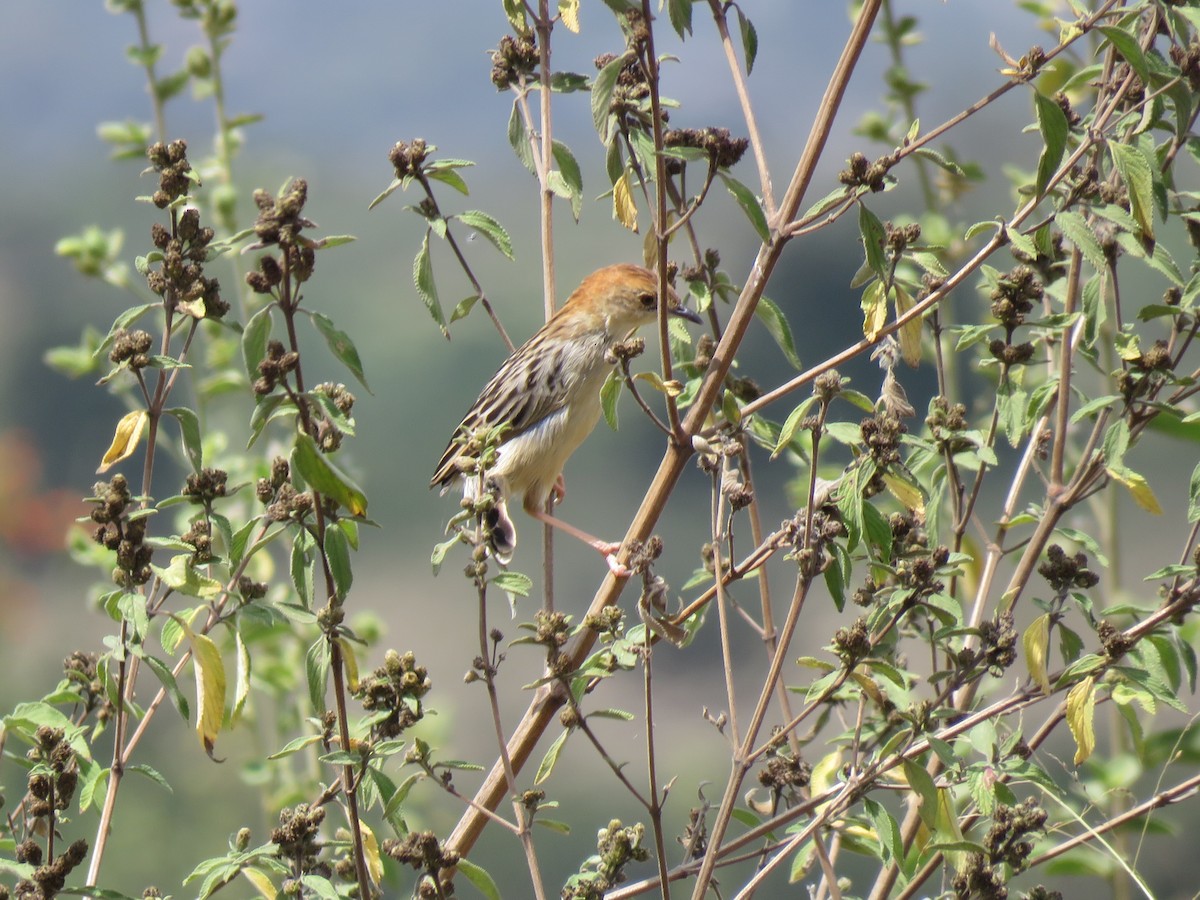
<box><xmin>736</xmin><ymin>7</ymin><xmax>757</xmax><ymax>74</ymax></box>
<box><xmin>668</xmin><ymin>0</ymin><xmax>693</xmax><ymax>37</ymax></box>
<box><xmin>507</xmin><ymin>102</ymin><xmax>536</xmax><ymax>174</ymax></box>
<box><xmin>1066</xmin><ymin>675</ymin><xmax>1096</xmax><ymax>765</ymax></box>
<box><xmin>858</xmin><ymin>204</ymin><xmax>887</xmax><ymax>279</ymax></box>
<box><xmin>1024</xmin><ymin>613</ymin><xmax>1051</xmax><ymax>695</ymax></box>
<box><xmin>1110</xmin><ymin>141</ymin><xmax>1155</xmax><ymax>242</ymax></box>
<box><xmin>457</xmin><ymin>210</ymin><xmax>514</xmax><ymax>260</ymax></box>
<box><xmin>592</xmin><ymin>53</ymin><xmax>628</xmax><ymax>142</ymax></box>
<box><xmin>493</xmin><ymin>570</ymin><xmax>533</xmax><ymax>598</ymax></box>
<box><xmin>719</xmin><ymin>172</ymin><xmax>770</xmax><ymax>243</ymax></box>
<box><xmin>1056</xmin><ymin>211</ymin><xmax>1107</xmax><ymax>272</ymax></box>
<box><xmin>97</xmin><ymin>409</ymin><xmax>147</xmax><ymax>474</ymax></box>
<box><xmin>310</xmin><ymin>312</ymin><xmax>371</xmax><ymax>391</ymax></box>
<box><xmin>552</xmin><ymin>140</ymin><xmax>584</xmax><ymax>221</ymax></box>
<box><xmin>755</xmin><ymin>296</ymin><xmax>802</xmax><ymax>369</ymax></box>
<box><xmin>1098</xmin><ymin>24</ymin><xmax>1150</xmax><ymax>84</ymax></box>
<box><xmin>1034</xmin><ymin>91</ymin><xmax>1069</xmax><ymax>197</ymax></box>
<box><xmin>306</xmin><ymin>638</ymin><xmax>329</xmax><ymax>712</ymax></box>
<box><xmin>414</xmin><ymin>232</ymin><xmax>448</xmax><ymax>338</ymax></box>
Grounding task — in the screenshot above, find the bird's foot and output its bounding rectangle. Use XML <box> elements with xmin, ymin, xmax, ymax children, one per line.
<box><xmin>594</xmin><ymin>541</ymin><xmax>630</xmax><ymax>578</ymax></box>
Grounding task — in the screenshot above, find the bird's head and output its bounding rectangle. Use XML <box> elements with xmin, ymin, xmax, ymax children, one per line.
<box><xmin>563</xmin><ymin>263</ymin><xmax>702</xmax><ymax>336</ymax></box>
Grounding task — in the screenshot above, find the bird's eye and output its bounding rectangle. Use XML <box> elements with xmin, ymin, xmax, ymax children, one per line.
<box><xmin>637</xmin><ymin>292</ymin><xmax>656</xmax><ymax>309</ymax></box>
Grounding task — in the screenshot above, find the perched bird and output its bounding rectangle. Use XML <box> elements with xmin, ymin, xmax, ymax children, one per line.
<box><xmin>431</xmin><ymin>263</ymin><xmax>702</xmax><ymax>574</ymax></box>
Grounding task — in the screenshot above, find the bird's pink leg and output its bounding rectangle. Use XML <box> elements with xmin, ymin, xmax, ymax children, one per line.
<box><xmin>529</xmin><ymin>507</ymin><xmax>629</xmax><ymax>577</ymax></box>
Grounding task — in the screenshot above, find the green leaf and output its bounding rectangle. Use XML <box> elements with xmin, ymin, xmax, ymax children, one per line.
<box><xmin>1110</xmin><ymin>141</ymin><xmax>1155</xmax><ymax>242</ymax></box>
<box><xmin>414</xmin><ymin>231</ymin><xmax>448</xmax><ymax>338</ymax></box>
<box><xmin>591</xmin><ymin>53</ymin><xmax>629</xmax><ymax>143</ymax></box>
<box><xmin>755</xmin><ymin>296</ymin><xmax>802</xmax><ymax>369</ymax></box>
<box><xmin>1033</xmin><ymin>91</ymin><xmax>1069</xmax><ymax>197</ymax></box>
<box><xmin>551</xmin><ymin>140</ymin><xmax>584</xmax><ymax>220</ymax></box>
<box><xmin>507</xmin><ymin>102</ymin><xmax>536</xmax><ymax>174</ymax></box>
<box><xmin>719</xmin><ymin>172</ymin><xmax>770</xmax><ymax>243</ymax></box>
<box><xmin>1189</xmin><ymin>461</ymin><xmax>1200</xmax><ymax>523</ymax></box>
<box><xmin>535</xmin><ymin>728</ymin><xmax>571</xmax><ymax>784</ymax></box>
<box><xmin>310</xmin><ymin>312</ymin><xmax>371</xmax><ymax>392</ymax></box>
<box><xmin>457</xmin><ymin>858</ymin><xmax>502</xmax><ymax>900</ymax></box>
<box><xmin>667</xmin><ymin>0</ymin><xmax>693</xmax><ymax>37</ymax></box>
<box><xmin>772</xmin><ymin>396</ymin><xmax>816</xmax><ymax>459</ymax></box>
<box><xmin>600</xmin><ymin>369</ymin><xmax>621</xmax><ymax>430</ymax></box>
<box><xmin>165</xmin><ymin>407</ymin><xmax>203</xmax><ymax>472</ymax></box>
<box><xmin>1098</xmin><ymin>25</ymin><xmax>1150</xmax><ymax>85</ymax></box>
<box><xmin>427</xmin><ymin>167</ymin><xmax>470</xmax><ymax>195</ymax></box>
<box><xmin>140</xmin><ymin>652</ymin><xmax>190</xmax><ymax>721</ymax></box>
<box><xmin>456</xmin><ymin>210</ymin><xmax>514</xmax><ymax>260</ymax></box>
<box><xmin>127</xmin><ymin>762</ymin><xmax>172</xmax><ymax>792</ymax></box>
<box><xmin>291</xmin><ymin>433</ymin><xmax>368</xmax><ymax>516</ymax></box>
<box><xmin>324</xmin><ymin>522</ymin><xmax>353</xmax><ymax>600</ymax></box>
<box><xmin>306</xmin><ymin>637</ymin><xmax>329</xmax><ymax>713</ymax></box>
<box><xmin>858</xmin><ymin>203</ymin><xmax>887</xmax><ymax>279</ymax></box>
<box><xmin>493</xmin><ymin>571</ymin><xmax>533</xmax><ymax>598</ymax></box>
<box><xmin>153</xmin><ymin>555</ymin><xmax>223</xmax><ymax>600</ymax></box>
<box><xmin>736</xmin><ymin>6</ymin><xmax>757</xmax><ymax>74</ymax></box>
<box><xmin>1056</xmin><ymin>210</ymin><xmax>1107</xmax><ymax>272</ymax></box>
<box><xmin>241</xmin><ymin>304</ymin><xmax>272</xmax><ymax>382</ymax></box>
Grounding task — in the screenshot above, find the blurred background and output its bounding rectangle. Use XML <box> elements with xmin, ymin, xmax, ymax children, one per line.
<box><xmin>6</xmin><ymin>2</ymin><xmax>1192</xmax><ymax>896</ymax></box>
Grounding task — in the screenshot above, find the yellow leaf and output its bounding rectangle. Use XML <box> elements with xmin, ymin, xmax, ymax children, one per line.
<box><xmin>359</xmin><ymin>821</ymin><xmax>384</xmax><ymax>886</ymax></box>
<box><xmin>1066</xmin><ymin>675</ymin><xmax>1096</xmax><ymax>765</ymax></box>
<box><xmin>1107</xmin><ymin>467</ymin><xmax>1163</xmax><ymax>514</ymax></box>
<box><xmin>613</xmin><ymin>170</ymin><xmax>638</xmax><ymax>233</ymax></box>
<box><xmin>883</xmin><ymin>472</ymin><xmax>925</xmax><ymax>514</ymax></box>
<box><xmin>893</xmin><ymin>284</ymin><xmax>923</xmax><ymax>367</ymax></box>
<box><xmin>1023</xmin><ymin>613</ymin><xmax>1051</xmax><ymax>695</ymax></box>
<box><xmin>186</xmin><ymin>626</ymin><xmax>227</xmax><ymax>759</ymax></box>
<box><xmin>849</xmin><ymin>667</ymin><xmax>884</xmax><ymax>705</ymax></box>
<box><xmin>861</xmin><ymin>280</ymin><xmax>887</xmax><ymax>341</ymax></box>
<box><xmin>558</xmin><ymin>0</ymin><xmax>580</xmax><ymax>33</ymax></box>
<box><xmin>177</xmin><ymin>298</ymin><xmax>206</xmax><ymax>319</ymax></box>
<box><xmin>935</xmin><ymin>788</ymin><xmax>968</xmax><ymax>871</ymax></box>
<box><xmin>241</xmin><ymin>867</ymin><xmax>278</xmax><ymax>899</ymax></box>
<box><xmin>97</xmin><ymin>409</ymin><xmax>148</xmax><ymax>473</ymax></box>
<box><xmin>337</xmin><ymin>637</ymin><xmax>360</xmax><ymax>692</ymax></box>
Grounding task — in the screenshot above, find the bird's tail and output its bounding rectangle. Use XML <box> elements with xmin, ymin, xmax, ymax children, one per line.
<box><xmin>485</xmin><ymin>499</ymin><xmax>516</xmax><ymax>565</ymax></box>
<box><xmin>462</xmin><ymin>473</ymin><xmax>517</xmax><ymax>565</ymax></box>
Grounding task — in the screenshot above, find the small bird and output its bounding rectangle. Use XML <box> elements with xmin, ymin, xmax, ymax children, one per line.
<box><xmin>431</xmin><ymin>263</ymin><xmax>702</xmax><ymax>574</ymax></box>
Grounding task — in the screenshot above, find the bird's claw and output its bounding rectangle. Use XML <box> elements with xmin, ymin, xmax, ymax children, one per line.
<box><xmin>604</xmin><ymin>553</ymin><xmax>632</xmax><ymax>578</ymax></box>
<box><xmin>595</xmin><ymin>541</ymin><xmax>630</xmax><ymax>577</ymax></box>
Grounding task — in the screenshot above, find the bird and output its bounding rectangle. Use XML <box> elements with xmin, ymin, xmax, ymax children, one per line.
<box><xmin>431</xmin><ymin>263</ymin><xmax>702</xmax><ymax>575</ymax></box>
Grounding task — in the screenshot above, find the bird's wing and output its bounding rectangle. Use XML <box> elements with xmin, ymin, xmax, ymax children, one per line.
<box><xmin>430</xmin><ymin>332</ymin><xmax>576</xmax><ymax>488</ymax></box>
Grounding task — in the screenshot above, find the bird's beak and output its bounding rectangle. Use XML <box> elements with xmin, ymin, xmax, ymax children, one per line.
<box><xmin>667</xmin><ymin>293</ymin><xmax>703</xmax><ymax>324</ymax></box>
